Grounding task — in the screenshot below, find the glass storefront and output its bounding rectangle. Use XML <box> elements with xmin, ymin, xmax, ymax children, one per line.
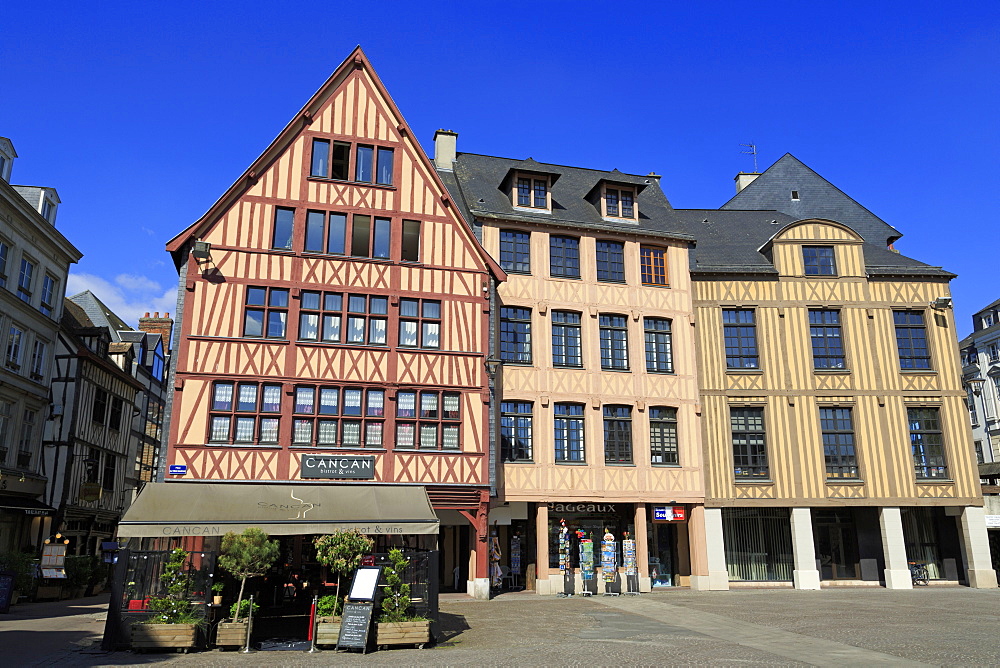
<box><xmin>649</xmin><ymin>522</ymin><xmax>675</xmax><ymax>587</ymax></box>
<box><xmin>546</xmin><ymin>502</ymin><xmax>633</xmax><ymax>569</ymax></box>
<box><xmin>722</xmin><ymin>507</ymin><xmax>793</xmax><ymax>581</ymax></box>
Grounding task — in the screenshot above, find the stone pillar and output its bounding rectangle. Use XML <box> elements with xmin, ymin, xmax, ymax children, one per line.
<box><xmin>689</xmin><ymin>506</ymin><xmax>729</xmax><ymax>591</ymax></box>
<box><xmin>879</xmin><ymin>507</ymin><xmax>912</xmax><ymax>590</ymax></box>
<box><xmin>789</xmin><ymin>507</ymin><xmax>821</xmax><ymax>589</ymax></box>
<box><xmin>959</xmin><ymin>506</ymin><xmax>999</xmax><ymax>589</ymax></box>
<box><xmin>634</xmin><ymin>503</ymin><xmax>650</xmax><ymax>592</ymax></box>
<box><xmin>535</xmin><ymin>503</ymin><xmax>550</xmax><ymax>594</ymax></box>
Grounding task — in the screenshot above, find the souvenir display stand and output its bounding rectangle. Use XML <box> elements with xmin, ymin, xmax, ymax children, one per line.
<box><xmin>509</xmin><ymin>533</ymin><xmax>523</xmax><ymax>591</ymax></box>
<box><xmin>578</xmin><ymin>530</ymin><xmax>595</xmax><ymax>596</ymax></box>
<box><xmin>601</xmin><ymin>529</ymin><xmax>619</xmax><ymax>596</ymax></box>
<box><xmin>556</xmin><ymin>520</ymin><xmax>574</xmax><ymax>597</ymax></box>
<box><xmin>622</xmin><ymin>533</ymin><xmax>640</xmax><ymax>596</ymax></box>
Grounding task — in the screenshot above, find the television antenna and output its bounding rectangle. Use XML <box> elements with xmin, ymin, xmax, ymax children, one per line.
<box><xmin>739</xmin><ymin>143</ymin><xmax>759</xmax><ymax>173</ymax></box>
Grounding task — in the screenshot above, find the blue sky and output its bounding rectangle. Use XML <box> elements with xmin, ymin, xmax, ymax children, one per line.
<box><xmin>2</xmin><ymin>2</ymin><xmax>997</xmax><ymax>333</ymax></box>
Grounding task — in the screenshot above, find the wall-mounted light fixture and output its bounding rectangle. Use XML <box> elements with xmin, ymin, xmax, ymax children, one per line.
<box><xmin>192</xmin><ymin>240</ymin><xmax>212</xmax><ymax>261</ymax></box>
<box><xmin>930</xmin><ymin>297</ymin><xmax>952</xmax><ymax>310</ymax></box>
<box><xmin>967</xmin><ymin>377</ymin><xmax>986</xmax><ymax>395</ymax></box>
<box><xmin>484</xmin><ymin>357</ymin><xmax>502</xmax><ymax>377</ymax></box>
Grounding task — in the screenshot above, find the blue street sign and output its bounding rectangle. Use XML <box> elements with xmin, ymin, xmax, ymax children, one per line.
<box><xmin>168</xmin><ymin>464</ymin><xmax>187</xmax><ymax>476</ymax></box>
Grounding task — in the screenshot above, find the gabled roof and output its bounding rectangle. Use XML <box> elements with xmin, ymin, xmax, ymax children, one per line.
<box><xmin>443</xmin><ymin>152</ymin><xmax>693</xmax><ymax>243</ymax></box>
<box><xmin>166</xmin><ymin>46</ymin><xmax>504</xmax><ymax>281</ymax></box>
<box><xmin>69</xmin><ymin>290</ymin><xmax>130</xmax><ymax>334</ymax></box>
<box><xmin>721</xmin><ymin>154</ymin><xmax>902</xmax><ymax>247</ymax></box>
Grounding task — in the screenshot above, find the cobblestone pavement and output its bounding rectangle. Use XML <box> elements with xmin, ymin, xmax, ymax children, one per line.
<box><xmin>8</xmin><ymin>587</ymin><xmax>1000</xmax><ymax>666</ymax></box>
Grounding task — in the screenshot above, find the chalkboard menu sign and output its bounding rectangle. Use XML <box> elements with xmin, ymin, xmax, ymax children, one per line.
<box><xmin>0</xmin><ymin>570</ymin><xmax>15</xmax><ymax>614</ymax></box>
<box><xmin>337</xmin><ymin>601</ymin><xmax>374</xmax><ymax>652</ymax></box>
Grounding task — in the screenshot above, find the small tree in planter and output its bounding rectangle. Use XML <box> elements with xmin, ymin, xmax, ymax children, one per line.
<box><xmin>377</xmin><ymin>548</ymin><xmax>429</xmax><ymax>649</ymax></box>
<box><xmin>313</xmin><ymin>530</ymin><xmax>373</xmax><ymax>610</ymax></box>
<box><xmin>216</xmin><ymin>528</ymin><xmax>278</xmax><ymax>649</ymax></box>
<box><xmin>132</xmin><ymin>548</ymin><xmax>200</xmax><ymax>651</ymax></box>
<box><xmin>217</xmin><ymin>528</ymin><xmax>279</xmax><ymax>623</ymax></box>
<box><xmin>314</xmin><ymin>594</ymin><xmax>342</xmax><ymax>646</ymax></box>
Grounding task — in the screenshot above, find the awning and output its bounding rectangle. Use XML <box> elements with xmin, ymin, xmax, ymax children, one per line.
<box><xmin>117</xmin><ymin>482</ymin><xmax>440</xmax><ymax>538</ymax></box>
<box><xmin>0</xmin><ymin>494</ymin><xmax>56</xmax><ymax>514</ymax></box>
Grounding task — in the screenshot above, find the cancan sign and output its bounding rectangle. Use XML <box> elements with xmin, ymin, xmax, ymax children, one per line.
<box><xmin>300</xmin><ymin>454</ymin><xmax>376</xmax><ymax>479</ymax></box>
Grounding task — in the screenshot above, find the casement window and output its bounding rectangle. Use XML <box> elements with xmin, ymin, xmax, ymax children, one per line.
<box><xmin>605</xmin><ymin>188</ymin><xmax>635</xmax><ymax>219</ymax></box>
<box><xmin>500</xmin><ymin>229</ymin><xmax>531</xmax><ymax>274</ymax></box>
<box><xmin>305</xmin><ymin>210</ymin><xmax>347</xmax><ymax>255</ymax></box>
<box><xmin>16</xmin><ymin>409</ymin><xmax>35</xmax><ymax>469</ymax></box>
<box><xmin>311</xmin><ymin>139</ymin><xmax>351</xmax><ymax>180</ymax></box>
<box><xmin>40</xmin><ymin>275</ymin><xmax>56</xmax><ymax>317</ymax></box>
<box><xmin>596</xmin><ymin>240</ymin><xmax>625</xmax><ymax>282</ymax></box>
<box><xmin>516</xmin><ymin>177</ymin><xmax>548</xmax><ymax>209</ymax></box>
<box><xmin>989</xmin><ymin>343</ymin><xmax>1000</xmax><ymax>363</ymax></box>
<box><xmin>398</xmin><ymin>299</ymin><xmax>440</xmax><ymax>349</ymax></box>
<box><xmin>723</xmin><ymin>309</ymin><xmax>759</xmax><ymax>369</ymax></box>
<box><xmin>244</xmin><ymin>287</ymin><xmax>289</xmax><ymax>339</ymax></box>
<box><xmin>0</xmin><ymin>401</ymin><xmax>11</xmax><ymax>466</ymax></box>
<box><xmin>400</xmin><ymin>220</ymin><xmax>420</xmax><ymax>262</ymax></box>
<box><xmin>109</xmin><ymin>397</ymin><xmax>123</xmax><ymax>431</ymax></box>
<box><xmin>649</xmin><ymin>406</ymin><xmax>679</xmax><ymax>465</ymax></box>
<box><xmin>92</xmin><ymin>388</ymin><xmax>108</xmax><ymax>424</ymax></box>
<box><xmin>894</xmin><ymin>310</ymin><xmax>931</xmax><ymax>370</ymax></box>
<box><xmin>731</xmin><ymin>407</ymin><xmax>769</xmax><ymax>478</ymax></box>
<box><xmin>17</xmin><ymin>258</ymin><xmax>33</xmax><ymax>303</ymax></box>
<box><xmin>300</xmin><ymin>293</ymin><xmax>389</xmax><ymax>346</ymax></box>
<box><xmin>810</xmin><ymin>310</ymin><xmax>845</xmax><ymax>369</ymax></box>
<box><xmin>644</xmin><ymin>318</ymin><xmax>673</xmax><ymax>373</ymax></box>
<box><xmin>5</xmin><ymin>325</ymin><xmax>23</xmax><ymax>370</ymax></box>
<box><xmin>975</xmin><ymin>440</ymin><xmax>984</xmax><ymax>464</ymax></box>
<box><xmin>551</xmin><ymin>311</ymin><xmax>582</xmax><ymax>367</ymax></box>
<box><xmin>549</xmin><ymin>235</ymin><xmax>580</xmax><ymax>279</ymax></box>
<box><xmin>968</xmin><ymin>387</ymin><xmax>979</xmax><ymax>426</ymax></box>
<box><xmin>396</xmin><ymin>390</ymin><xmax>461</xmax><ymax>450</ymax></box>
<box><xmin>0</xmin><ymin>241</ymin><xmax>8</xmax><ymax>288</ymax></box>
<box><xmin>604</xmin><ymin>405</ymin><xmax>633</xmax><ymax>464</ymax></box>
<box><xmin>908</xmin><ymin>407</ymin><xmax>948</xmax><ymax>479</ymax></box>
<box><xmin>500</xmin><ymin>306</ymin><xmax>532</xmax><ymax>363</ymax></box>
<box><xmin>500</xmin><ymin>401</ymin><xmax>533</xmax><ymax>462</ymax></box>
<box><xmin>803</xmin><ymin>246</ymin><xmax>836</xmax><ymax>275</ymax></box>
<box><xmin>640</xmin><ymin>246</ymin><xmax>668</xmax><ymax>286</ymax></box>
<box><xmin>354</xmin><ymin>145</ymin><xmax>394</xmax><ymax>185</ymax></box>
<box><xmin>350</xmin><ymin>214</ymin><xmax>392</xmax><ymax>259</ymax></box>
<box><xmin>102</xmin><ymin>454</ymin><xmax>117</xmax><ymax>492</ymax></box>
<box><xmin>821</xmin><ymin>407</ymin><xmax>858</xmax><ymax>478</ymax></box>
<box><xmin>272</xmin><ymin>207</ymin><xmax>295</xmax><ymax>250</ymax></box>
<box><xmin>554</xmin><ymin>402</ymin><xmax>585</xmax><ymax>462</ymax></box>
<box><xmin>29</xmin><ymin>340</ymin><xmax>46</xmax><ymax>381</ymax></box>
<box><xmin>599</xmin><ymin>314</ymin><xmax>629</xmax><ymax>371</ymax></box>
<box><xmin>293</xmin><ymin>386</ymin><xmax>384</xmax><ymax>448</ymax></box>
<box><xmin>209</xmin><ymin>381</ymin><xmax>282</xmax><ymax>445</ymax></box>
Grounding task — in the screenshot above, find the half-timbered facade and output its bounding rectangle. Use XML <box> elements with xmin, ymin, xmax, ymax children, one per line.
<box><xmin>687</xmin><ymin>155</ymin><xmax>996</xmax><ymax>589</ymax></box>
<box><xmin>162</xmin><ymin>49</ymin><xmax>503</xmax><ymax>597</ymax></box>
<box><xmin>436</xmin><ymin>134</ymin><xmax>709</xmax><ymax>593</ymax></box>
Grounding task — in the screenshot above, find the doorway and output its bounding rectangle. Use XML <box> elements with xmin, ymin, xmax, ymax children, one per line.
<box><xmin>813</xmin><ymin>509</ymin><xmax>861</xmax><ymax>580</ymax></box>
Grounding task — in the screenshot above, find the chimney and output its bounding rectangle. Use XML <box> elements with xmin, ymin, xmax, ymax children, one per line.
<box><xmin>433</xmin><ymin>129</ymin><xmax>458</xmax><ymax>171</ymax></box>
<box><xmin>734</xmin><ymin>172</ymin><xmax>761</xmax><ymax>193</ymax></box>
<box><xmin>138</xmin><ymin>311</ymin><xmax>174</xmax><ymax>353</ymax></box>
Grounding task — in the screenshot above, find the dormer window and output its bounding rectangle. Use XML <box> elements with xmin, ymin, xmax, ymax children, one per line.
<box><xmin>600</xmin><ymin>184</ymin><xmax>637</xmax><ymax>219</ymax></box>
<box><xmin>516</xmin><ymin>176</ymin><xmax>548</xmax><ymax>209</ymax></box>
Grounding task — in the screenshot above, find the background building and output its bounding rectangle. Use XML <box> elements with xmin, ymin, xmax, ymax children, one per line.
<box><xmin>0</xmin><ymin>137</ymin><xmax>82</xmax><ymax>553</ymax></box>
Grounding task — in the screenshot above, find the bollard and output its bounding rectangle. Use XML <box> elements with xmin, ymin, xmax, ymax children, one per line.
<box><xmin>307</xmin><ymin>594</ymin><xmax>320</xmax><ymax>653</ymax></box>
<box><xmin>241</xmin><ymin>594</ymin><xmax>254</xmax><ymax>653</ymax></box>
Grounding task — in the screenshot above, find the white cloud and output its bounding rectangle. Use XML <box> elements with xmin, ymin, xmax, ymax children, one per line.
<box><xmin>67</xmin><ymin>272</ymin><xmax>177</xmax><ymax>328</ymax></box>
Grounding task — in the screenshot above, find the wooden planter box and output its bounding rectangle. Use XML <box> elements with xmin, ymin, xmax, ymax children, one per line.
<box><xmin>216</xmin><ymin>621</ymin><xmax>249</xmax><ymax>649</ymax></box>
<box><xmin>130</xmin><ymin>623</ymin><xmax>198</xmax><ymax>652</ymax></box>
<box><xmin>315</xmin><ymin>616</ymin><xmax>341</xmax><ymax>647</ymax></box>
<box><xmin>377</xmin><ymin>620</ymin><xmax>430</xmax><ymax>649</ymax></box>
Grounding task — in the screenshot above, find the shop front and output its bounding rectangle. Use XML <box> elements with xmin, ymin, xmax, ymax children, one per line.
<box><xmin>0</xmin><ymin>474</ymin><xmax>55</xmax><ymax>553</ymax></box>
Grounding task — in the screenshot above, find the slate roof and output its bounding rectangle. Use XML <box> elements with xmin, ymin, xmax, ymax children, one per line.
<box><xmin>62</xmin><ymin>299</ymin><xmax>95</xmax><ymax>329</ymax></box>
<box><xmin>69</xmin><ymin>290</ymin><xmax>130</xmax><ymax>334</ymax></box>
<box><xmin>443</xmin><ymin>153</ymin><xmax>694</xmax><ymax>243</ymax></box>
<box><xmin>721</xmin><ymin>154</ymin><xmax>902</xmax><ymax>246</ymax></box>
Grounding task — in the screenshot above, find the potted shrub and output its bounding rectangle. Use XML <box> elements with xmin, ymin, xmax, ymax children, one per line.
<box><xmin>313</xmin><ymin>594</ymin><xmax>342</xmax><ymax>646</ymax></box>
<box><xmin>376</xmin><ymin>548</ymin><xmax>430</xmax><ymax>649</ymax></box>
<box><xmin>313</xmin><ymin>530</ymin><xmax>373</xmax><ymax>610</ymax></box>
<box><xmin>130</xmin><ymin>548</ymin><xmax>200</xmax><ymax>652</ymax></box>
<box><xmin>211</xmin><ymin>581</ymin><xmax>224</xmax><ymax>606</ymax></box>
<box><xmin>215</xmin><ymin>528</ymin><xmax>279</xmax><ymax>649</ymax></box>
<box><xmin>64</xmin><ymin>555</ymin><xmax>93</xmax><ymax>598</ymax></box>
<box><xmin>0</xmin><ymin>552</ymin><xmax>36</xmax><ymax>605</ymax></box>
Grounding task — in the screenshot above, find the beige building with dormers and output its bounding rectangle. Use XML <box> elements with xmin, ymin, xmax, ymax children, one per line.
<box><xmin>437</xmin><ymin>134</ymin><xmax>712</xmax><ymax>593</ymax></box>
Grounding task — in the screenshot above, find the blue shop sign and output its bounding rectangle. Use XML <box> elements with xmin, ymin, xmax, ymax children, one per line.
<box><xmin>168</xmin><ymin>465</ymin><xmax>187</xmax><ymax>476</ymax></box>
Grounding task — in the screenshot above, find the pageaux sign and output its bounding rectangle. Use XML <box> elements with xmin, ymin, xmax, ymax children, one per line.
<box><xmin>547</xmin><ymin>503</ymin><xmax>617</xmax><ymax>514</ymax></box>
<box><xmin>653</xmin><ymin>505</ymin><xmax>687</xmax><ymax>522</ymax></box>
<box><xmin>300</xmin><ymin>455</ymin><xmax>375</xmax><ymax>479</ymax></box>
